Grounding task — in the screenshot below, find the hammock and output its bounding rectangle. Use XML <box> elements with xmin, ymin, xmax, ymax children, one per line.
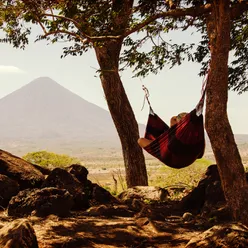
<box><xmin>141</xmin><ymin>85</ymin><xmax>206</xmax><ymax>169</ymax></box>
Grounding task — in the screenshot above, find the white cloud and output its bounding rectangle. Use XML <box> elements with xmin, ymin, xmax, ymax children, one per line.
<box><xmin>0</xmin><ymin>65</ymin><xmax>27</xmax><ymax>74</ymax></box>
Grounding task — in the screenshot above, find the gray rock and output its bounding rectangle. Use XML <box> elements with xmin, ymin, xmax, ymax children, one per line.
<box><xmin>0</xmin><ymin>174</ymin><xmax>19</xmax><ymax>207</ymax></box>
<box><xmin>89</xmin><ymin>183</ymin><xmax>120</xmax><ymax>206</ymax></box>
<box><xmin>86</xmin><ymin>204</ymin><xmax>134</xmax><ymax>217</ymax></box>
<box><xmin>182</xmin><ymin>212</ymin><xmax>194</xmax><ymax>222</ymax></box>
<box><xmin>67</xmin><ymin>164</ymin><xmax>88</xmax><ymax>184</ymax></box>
<box><xmin>185</xmin><ymin>222</ymin><xmax>248</xmax><ymax>248</ymax></box>
<box><xmin>41</xmin><ymin>168</ymin><xmax>89</xmax><ymax>210</ymax></box>
<box><xmin>0</xmin><ymin>219</ymin><xmax>38</xmax><ymax>248</ymax></box>
<box><xmin>118</xmin><ymin>186</ymin><xmax>169</xmax><ymax>203</ymax></box>
<box><xmin>8</xmin><ymin>187</ymin><xmax>74</xmax><ymax>217</ymax></box>
<box><xmin>0</xmin><ymin>149</ymin><xmax>45</xmax><ymax>189</ymax></box>
<box><xmin>180</xmin><ymin>164</ymin><xmax>225</xmax><ymax>215</ymax></box>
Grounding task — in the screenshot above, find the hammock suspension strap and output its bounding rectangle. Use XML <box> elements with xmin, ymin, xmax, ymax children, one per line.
<box><xmin>141</xmin><ymin>85</ymin><xmax>155</xmax><ymax>115</ymax></box>
<box><xmin>196</xmin><ymin>67</ymin><xmax>209</xmax><ymax>116</ymax></box>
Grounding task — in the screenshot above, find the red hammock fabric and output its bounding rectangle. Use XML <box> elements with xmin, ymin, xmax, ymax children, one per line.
<box><xmin>143</xmin><ymin>109</ymin><xmax>205</xmax><ymax>169</ymax></box>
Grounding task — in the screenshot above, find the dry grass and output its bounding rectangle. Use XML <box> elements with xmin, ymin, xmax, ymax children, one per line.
<box><xmin>86</xmin><ymin>153</ymin><xmax>214</xmax><ymax>197</ymax></box>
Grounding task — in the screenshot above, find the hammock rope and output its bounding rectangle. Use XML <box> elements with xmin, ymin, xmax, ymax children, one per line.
<box><xmin>141</xmin><ymin>85</ymin><xmax>154</xmax><ymax>115</ymax></box>
<box><xmin>196</xmin><ymin>68</ymin><xmax>209</xmax><ymax>115</ymax></box>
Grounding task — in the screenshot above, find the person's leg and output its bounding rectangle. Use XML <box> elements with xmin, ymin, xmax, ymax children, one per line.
<box><xmin>138</xmin><ymin>138</ymin><xmax>153</xmax><ymax>148</ymax></box>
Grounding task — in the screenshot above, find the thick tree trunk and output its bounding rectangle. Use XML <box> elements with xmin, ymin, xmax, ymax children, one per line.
<box><xmin>94</xmin><ymin>40</ymin><xmax>148</xmax><ymax>188</ymax></box>
<box><xmin>205</xmin><ymin>0</ymin><xmax>248</xmax><ymax>224</ymax></box>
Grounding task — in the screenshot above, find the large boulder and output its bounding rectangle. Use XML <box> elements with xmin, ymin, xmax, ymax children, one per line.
<box><xmin>0</xmin><ymin>149</ymin><xmax>45</xmax><ymax>189</ymax></box>
<box><xmin>185</xmin><ymin>223</ymin><xmax>248</xmax><ymax>248</ymax></box>
<box><xmin>41</xmin><ymin>168</ymin><xmax>89</xmax><ymax>210</ymax></box>
<box><xmin>180</xmin><ymin>164</ymin><xmax>225</xmax><ymax>214</ymax></box>
<box><xmin>118</xmin><ymin>186</ymin><xmax>169</xmax><ymax>204</ymax></box>
<box><xmin>180</xmin><ymin>164</ymin><xmax>248</xmax><ymax>222</ymax></box>
<box><xmin>201</xmin><ymin>180</ymin><xmax>226</xmax><ymax>214</ymax></box>
<box><xmin>8</xmin><ymin>187</ymin><xmax>74</xmax><ymax>217</ymax></box>
<box><xmin>0</xmin><ymin>219</ymin><xmax>38</xmax><ymax>248</ymax></box>
<box><xmin>89</xmin><ymin>183</ymin><xmax>120</xmax><ymax>206</ymax></box>
<box><xmin>0</xmin><ymin>174</ymin><xmax>19</xmax><ymax>208</ymax></box>
<box><xmin>66</xmin><ymin>164</ymin><xmax>88</xmax><ymax>184</ymax></box>
<box><xmin>32</xmin><ymin>163</ymin><xmax>51</xmax><ymax>175</ymax></box>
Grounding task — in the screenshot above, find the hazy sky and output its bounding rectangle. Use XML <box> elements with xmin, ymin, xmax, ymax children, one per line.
<box><xmin>0</xmin><ymin>26</ymin><xmax>247</xmax><ymax>134</ymax></box>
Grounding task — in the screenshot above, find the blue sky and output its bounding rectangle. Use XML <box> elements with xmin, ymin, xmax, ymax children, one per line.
<box><xmin>0</xmin><ymin>26</ymin><xmax>247</xmax><ymax>134</ymax></box>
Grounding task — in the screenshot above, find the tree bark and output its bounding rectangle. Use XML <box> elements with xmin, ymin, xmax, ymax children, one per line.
<box><xmin>205</xmin><ymin>0</ymin><xmax>248</xmax><ymax>224</ymax></box>
<box><xmin>94</xmin><ymin>40</ymin><xmax>148</xmax><ymax>188</ymax></box>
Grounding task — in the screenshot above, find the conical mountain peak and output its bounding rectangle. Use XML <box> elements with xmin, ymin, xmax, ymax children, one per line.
<box><xmin>27</xmin><ymin>76</ymin><xmax>69</xmax><ymax>88</ymax></box>
<box><xmin>17</xmin><ymin>76</ymin><xmax>70</xmax><ymax>93</ymax></box>
<box><xmin>0</xmin><ymin>77</ymin><xmax>118</xmax><ymax>154</ymax></box>
<box><xmin>31</xmin><ymin>76</ymin><xmax>57</xmax><ymax>83</ymax></box>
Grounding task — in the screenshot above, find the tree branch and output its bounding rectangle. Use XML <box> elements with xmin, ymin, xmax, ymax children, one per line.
<box><xmin>42</xmin><ymin>12</ymin><xmax>90</xmax><ymax>38</ymax></box>
<box><xmin>124</xmin><ymin>2</ymin><xmax>248</xmax><ymax>38</ymax></box>
<box><xmin>35</xmin><ymin>1</ymin><xmax>248</xmax><ymax>43</ymax></box>
<box><xmin>32</xmin><ymin>12</ymin><xmax>86</xmax><ymax>43</ymax></box>
<box><xmin>36</xmin><ymin>18</ymin><xmax>47</xmax><ymax>34</ymax></box>
<box><xmin>43</xmin><ymin>13</ymin><xmax>81</xmax><ymax>28</ymax></box>
<box><xmin>49</xmin><ymin>8</ymin><xmax>55</xmax><ymax>22</ymax></box>
<box><xmin>41</xmin><ymin>29</ymin><xmax>85</xmax><ymax>43</ymax></box>
<box><xmin>124</xmin><ymin>4</ymin><xmax>212</xmax><ymax>37</ymax></box>
<box><xmin>43</xmin><ymin>13</ymin><xmax>123</xmax><ymax>41</ymax></box>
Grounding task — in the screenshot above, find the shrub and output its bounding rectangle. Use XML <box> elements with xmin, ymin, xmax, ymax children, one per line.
<box><xmin>23</xmin><ymin>150</ymin><xmax>81</xmax><ymax>169</ymax></box>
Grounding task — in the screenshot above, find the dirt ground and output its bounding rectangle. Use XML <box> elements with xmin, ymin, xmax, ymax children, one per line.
<box><xmin>35</xmin><ymin>215</ymin><xmax>200</xmax><ymax>248</ymax></box>
<box><xmin>0</xmin><ymin>201</ymin><xmax>213</xmax><ymax>248</ymax></box>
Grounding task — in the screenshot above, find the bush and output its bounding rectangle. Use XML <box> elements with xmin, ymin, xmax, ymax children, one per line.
<box><xmin>23</xmin><ymin>151</ymin><xmax>81</xmax><ymax>169</ymax></box>
<box><xmin>152</xmin><ymin>158</ymin><xmax>213</xmax><ymax>189</ymax></box>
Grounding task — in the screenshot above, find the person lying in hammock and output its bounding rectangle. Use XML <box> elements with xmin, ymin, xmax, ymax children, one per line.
<box><xmin>138</xmin><ymin>112</ymin><xmax>188</xmax><ymax>148</ymax></box>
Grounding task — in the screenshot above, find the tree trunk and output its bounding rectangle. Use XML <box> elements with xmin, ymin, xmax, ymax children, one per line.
<box><xmin>205</xmin><ymin>0</ymin><xmax>248</xmax><ymax>224</ymax></box>
<box><xmin>94</xmin><ymin>40</ymin><xmax>148</xmax><ymax>188</ymax></box>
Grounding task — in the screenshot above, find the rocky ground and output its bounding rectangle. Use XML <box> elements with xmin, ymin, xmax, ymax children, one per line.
<box><xmin>0</xmin><ymin>149</ymin><xmax>248</xmax><ymax>248</ymax></box>
<box><xmin>0</xmin><ymin>211</ymin><xmax>203</xmax><ymax>248</ymax></box>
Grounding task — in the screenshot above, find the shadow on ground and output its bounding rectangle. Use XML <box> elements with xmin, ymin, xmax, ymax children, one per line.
<box><xmin>26</xmin><ymin>211</ymin><xmax>201</xmax><ymax>248</ymax></box>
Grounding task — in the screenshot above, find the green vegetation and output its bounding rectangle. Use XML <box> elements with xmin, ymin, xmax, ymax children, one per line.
<box><xmin>153</xmin><ymin>158</ymin><xmax>213</xmax><ymax>188</ymax></box>
<box><xmin>23</xmin><ymin>150</ymin><xmax>81</xmax><ymax>169</ymax></box>
<box><xmin>150</xmin><ymin>158</ymin><xmax>213</xmax><ymax>200</ymax></box>
<box><xmin>90</xmin><ymin>157</ymin><xmax>214</xmax><ymax>198</ymax></box>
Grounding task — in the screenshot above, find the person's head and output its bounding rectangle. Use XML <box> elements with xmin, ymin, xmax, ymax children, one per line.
<box><xmin>170</xmin><ymin>112</ymin><xmax>188</xmax><ymax>127</ymax></box>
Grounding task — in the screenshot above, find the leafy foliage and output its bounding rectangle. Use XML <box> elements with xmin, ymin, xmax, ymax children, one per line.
<box><xmin>121</xmin><ymin>36</ymin><xmax>195</xmax><ymax>77</ymax></box>
<box><xmin>1</xmin><ymin>0</ymin><xmax>248</xmax><ymax>90</ymax></box>
<box><xmin>0</xmin><ymin>1</ymin><xmax>31</xmax><ymax>48</ymax></box>
<box><xmin>229</xmin><ymin>13</ymin><xmax>248</xmax><ymax>93</ymax></box>
<box><xmin>0</xmin><ymin>1</ymin><xmax>206</xmax><ymax>73</ymax></box>
<box><xmin>191</xmin><ymin>10</ymin><xmax>248</xmax><ymax>93</ymax></box>
<box><xmin>23</xmin><ymin>150</ymin><xmax>81</xmax><ymax>169</ymax></box>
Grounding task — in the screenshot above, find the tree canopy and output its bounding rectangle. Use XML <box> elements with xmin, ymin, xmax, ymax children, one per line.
<box><xmin>1</xmin><ymin>1</ymin><xmax>247</xmax><ymax>93</ymax></box>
